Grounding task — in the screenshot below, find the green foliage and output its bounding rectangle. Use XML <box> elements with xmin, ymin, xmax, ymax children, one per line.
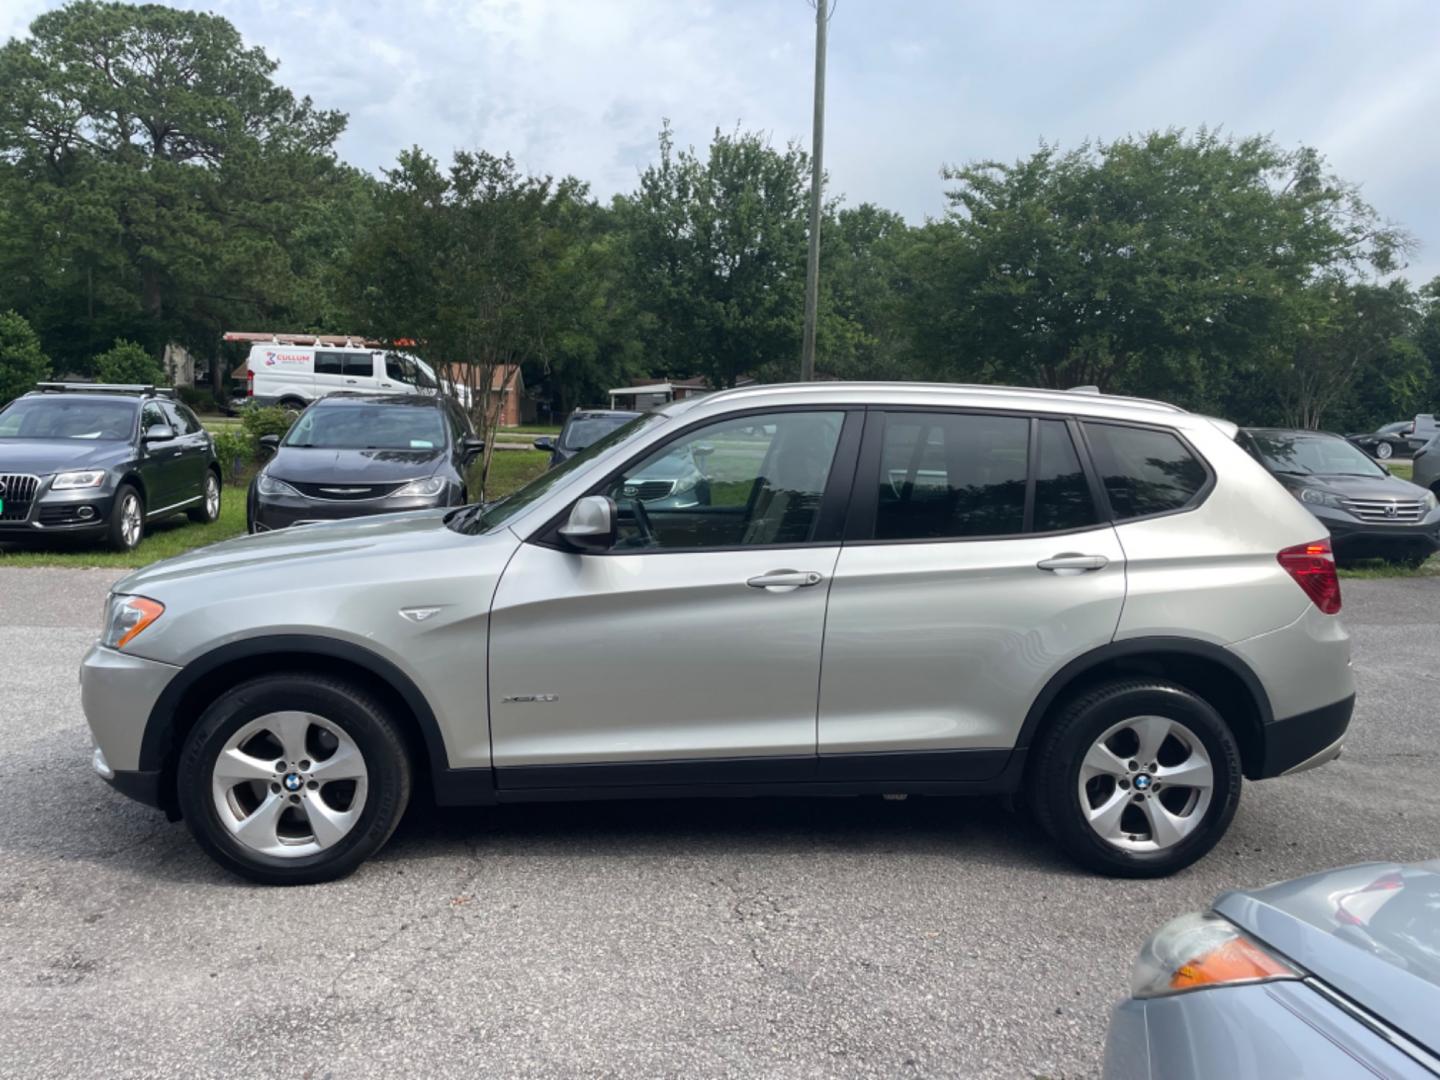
<box><xmin>240</xmin><ymin>404</ymin><xmax>293</xmax><ymax>445</ymax></box>
<box><xmin>177</xmin><ymin>385</ymin><xmax>217</xmax><ymax>412</ymax></box>
<box><xmin>210</xmin><ymin>429</ymin><xmax>252</xmax><ymax>484</ymax></box>
<box><xmin>0</xmin><ymin>308</ymin><xmax>50</xmax><ymax>404</ymax></box>
<box><xmin>93</xmin><ymin>338</ymin><xmax>163</xmax><ymax>385</ymax></box>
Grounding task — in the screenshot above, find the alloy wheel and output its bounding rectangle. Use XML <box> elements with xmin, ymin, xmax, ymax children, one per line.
<box><xmin>210</xmin><ymin>711</ymin><xmax>369</xmax><ymax>858</ymax></box>
<box><xmin>205</xmin><ymin>474</ymin><xmax>221</xmax><ymax>519</ymax></box>
<box><xmin>121</xmin><ymin>494</ymin><xmax>143</xmax><ymax>548</ymax></box>
<box><xmin>1077</xmin><ymin>715</ymin><xmax>1214</xmax><ymax>853</ymax></box>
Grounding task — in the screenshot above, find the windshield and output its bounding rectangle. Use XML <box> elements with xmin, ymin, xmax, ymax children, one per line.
<box><xmin>284</xmin><ymin>404</ymin><xmax>447</xmax><ymax>450</ymax></box>
<box><xmin>561</xmin><ymin>415</ymin><xmax>636</xmax><ymax>450</ymax></box>
<box><xmin>1249</xmin><ymin>431</ymin><xmax>1386</xmax><ymax>478</ymax></box>
<box><xmin>456</xmin><ymin>413</ymin><xmax>662</xmax><ymax>534</ymax></box>
<box><xmin>0</xmin><ymin>397</ymin><xmax>137</xmax><ymax>440</ymax></box>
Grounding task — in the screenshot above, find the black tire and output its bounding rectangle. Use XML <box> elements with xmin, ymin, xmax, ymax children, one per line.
<box><xmin>177</xmin><ymin>674</ymin><xmax>412</xmax><ymax>885</ymax></box>
<box><xmin>188</xmin><ymin>469</ymin><xmax>222</xmax><ymax>523</ymax></box>
<box><xmin>1030</xmin><ymin>680</ymin><xmax>1242</xmax><ymax>878</ymax></box>
<box><xmin>107</xmin><ymin>483</ymin><xmax>145</xmax><ymax>552</ymax></box>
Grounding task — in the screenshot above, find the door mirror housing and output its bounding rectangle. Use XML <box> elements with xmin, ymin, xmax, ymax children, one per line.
<box><xmin>143</xmin><ymin>424</ymin><xmax>176</xmax><ymax>443</ymax></box>
<box><xmin>559</xmin><ymin>495</ymin><xmax>616</xmax><ymax>551</ymax></box>
<box><xmin>258</xmin><ymin>433</ymin><xmax>281</xmax><ymax>454</ymax></box>
<box><xmin>461</xmin><ymin>436</ymin><xmax>485</xmax><ymax>461</ymax></box>
<box><xmin>533</xmin><ymin>436</ymin><xmax>556</xmax><ymax>452</ymax></box>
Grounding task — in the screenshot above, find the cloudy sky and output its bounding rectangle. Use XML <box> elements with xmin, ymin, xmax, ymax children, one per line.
<box><xmin>7</xmin><ymin>0</ymin><xmax>1440</xmax><ymax>283</ymax></box>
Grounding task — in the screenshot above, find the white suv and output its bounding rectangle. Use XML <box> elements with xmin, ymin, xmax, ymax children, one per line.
<box><xmin>80</xmin><ymin>382</ymin><xmax>1353</xmax><ymax>884</ymax></box>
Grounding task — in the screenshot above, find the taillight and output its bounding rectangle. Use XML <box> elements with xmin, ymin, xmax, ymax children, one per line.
<box><xmin>1278</xmin><ymin>538</ymin><xmax>1341</xmax><ymax>614</ymax></box>
<box><xmin>247</xmin><ymin>368</ymin><xmax>254</xmax><ymax>397</ymax></box>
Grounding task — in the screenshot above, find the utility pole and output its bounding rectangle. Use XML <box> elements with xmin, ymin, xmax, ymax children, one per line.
<box><xmin>799</xmin><ymin>0</ymin><xmax>830</xmax><ymax>382</ymax></box>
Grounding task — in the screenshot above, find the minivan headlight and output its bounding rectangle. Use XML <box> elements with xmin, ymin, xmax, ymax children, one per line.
<box><xmin>1299</xmin><ymin>487</ymin><xmax>1345</xmax><ymax>509</ymax></box>
<box><xmin>102</xmin><ymin>594</ymin><xmax>165</xmax><ymax>650</ymax></box>
<box><xmin>52</xmin><ymin>470</ymin><xmax>106</xmax><ymax>490</ymax></box>
<box><xmin>391</xmin><ymin>476</ymin><xmax>447</xmax><ymax>498</ymax></box>
<box><xmin>256</xmin><ymin>473</ymin><xmax>301</xmax><ymax>497</ymax></box>
<box><xmin>1130</xmin><ymin>911</ymin><xmax>1299</xmax><ymax>999</ymax></box>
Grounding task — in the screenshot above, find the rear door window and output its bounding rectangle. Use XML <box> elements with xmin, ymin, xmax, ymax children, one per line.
<box><xmin>314</xmin><ymin>351</ymin><xmax>345</xmax><ymax>376</ymax></box>
<box><xmin>1034</xmin><ymin>419</ymin><xmax>1099</xmax><ymax>532</ymax></box>
<box><xmin>344</xmin><ymin>353</ymin><xmax>376</xmax><ymax>378</ymax></box>
<box><xmin>1082</xmin><ymin>422</ymin><xmax>1208</xmax><ymax>520</ymax></box>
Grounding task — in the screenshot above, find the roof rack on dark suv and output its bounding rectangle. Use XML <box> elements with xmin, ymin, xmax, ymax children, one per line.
<box><xmin>33</xmin><ymin>382</ymin><xmax>175</xmax><ymax>398</ymax></box>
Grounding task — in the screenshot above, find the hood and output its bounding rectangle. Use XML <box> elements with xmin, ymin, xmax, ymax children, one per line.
<box><xmin>114</xmin><ymin>507</ymin><xmax>464</xmax><ymax>594</ymax></box>
<box><xmin>1215</xmin><ymin>861</ymin><xmax>1440</xmax><ymax>1056</ymax></box>
<box><xmin>265</xmin><ymin>446</ymin><xmax>445</xmax><ymax>485</ymax></box>
<box><xmin>0</xmin><ymin>438</ymin><xmax>130</xmax><ymax>475</ymax></box>
<box><xmin>1275</xmin><ymin>471</ymin><xmax>1428</xmax><ymax>499</ymax></box>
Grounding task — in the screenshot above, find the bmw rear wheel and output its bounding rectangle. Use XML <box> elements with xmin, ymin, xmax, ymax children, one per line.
<box><xmin>1031</xmin><ymin>680</ymin><xmax>1242</xmax><ymax>877</ymax></box>
<box><xmin>177</xmin><ymin>674</ymin><xmax>412</xmax><ymax>885</ymax></box>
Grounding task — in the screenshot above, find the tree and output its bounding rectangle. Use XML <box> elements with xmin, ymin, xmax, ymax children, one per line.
<box><xmin>93</xmin><ymin>337</ymin><xmax>163</xmax><ymax>385</ymax></box>
<box><xmin>619</xmin><ymin>124</ymin><xmax>811</xmax><ymax>388</ymax></box>
<box><xmin>906</xmin><ymin>130</ymin><xmax>1409</xmax><ymax>412</ymax></box>
<box><xmin>0</xmin><ymin>1</ymin><xmax>350</xmax><ymax>382</ymax></box>
<box><xmin>340</xmin><ymin>148</ymin><xmax>594</xmax><ymax>493</ymax></box>
<box><xmin>811</xmin><ymin>203</ymin><xmax>916</xmax><ymax>380</ymax></box>
<box><xmin>0</xmin><ymin>309</ymin><xmax>50</xmax><ymax>404</ymax></box>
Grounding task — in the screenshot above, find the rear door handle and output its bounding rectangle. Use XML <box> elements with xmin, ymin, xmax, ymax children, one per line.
<box><xmin>746</xmin><ymin>569</ymin><xmax>823</xmax><ymax>592</ymax></box>
<box><xmin>1037</xmin><ymin>553</ymin><xmax>1109</xmax><ymax>574</ymax></box>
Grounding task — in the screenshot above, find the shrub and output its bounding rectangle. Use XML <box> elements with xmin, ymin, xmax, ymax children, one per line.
<box><xmin>240</xmin><ymin>404</ymin><xmax>294</xmax><ymax>444</ymax></box>
<box><xmin>178</xmin><ymin>386</ymin><xmax>217</xmax><ymax>413</ymax></box>
<box><xmin>211</xmin><ymin>429</ymin><xmax>252</xmax><ymax>485</ymax></box>
<box><xmin>94</xmin><ymin>339</ymin><xmax>164</xmax><ymax>386</ymax></box>
<box><xmin>0</xmin><ymin>310</ymin><xmax>51</xmax><ymax>406</ymax></box>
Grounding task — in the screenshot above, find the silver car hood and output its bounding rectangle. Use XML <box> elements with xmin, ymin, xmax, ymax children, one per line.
<box><xmin>114</xmin><ymin>508</ymin><xmax>469</xmax><ymax>594</ymax></box>
<box><xmin>1215</xmin><ymin>861</ymin><xmax>1440</xmax><ymax>1055</ymax></box>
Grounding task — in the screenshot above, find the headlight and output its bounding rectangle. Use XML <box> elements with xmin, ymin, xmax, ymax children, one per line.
<box><xmin>1422</xmin><ymin>490</ymin><xmax>1438</xmax><ymax>512</ymax></box>
<box><xmin>391</xmin><ymin>476</ymin><xmax>447</xmax><ymax>498</ymax></box>
<box><xmin>256</xmin><ymin>473</ymin><xmax>301</xmax><ymax>497</ymax></box>
<box><xmin>102</xmin><ymin>594</ymin><xmax>165</xmax><ymax>650</ymax></box>
<box><xmin>1130</xmin><ymin>911</ymin><xmax>1299</xmax><ymax>999</ymax></box>
<box><xmin>1299</xmin><ymin>487</ymin><xmax>1345</xmax><ymax>509</ymax></box>
<box><xmin>52</xmin><ymin>470</ymin><xmax>106</xmax><ymax>490</ymax></box>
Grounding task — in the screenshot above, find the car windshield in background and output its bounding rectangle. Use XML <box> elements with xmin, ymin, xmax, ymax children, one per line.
<box><xmin>460</xmin><ymin>413</ymin><xmax>661</xmax><ymax>534</ymax></box>
<box><xmin>1252</xmin><ymin>432</ymin><xmax>1385</xmax><ymax>477</ymax></box>
<box><xmin>284</xmin><ymin>404</ymin><xmax>447</xmax><ymax>450</ymax></box>
<box><xmin>0</xmin><ymin>398</ymin><xmax>137</xmax><ymax>440</ymax></box>
<box><xmin>562</xmin><ymin>416</ymin><xmax>634</xmax><ymax>450</ymax></box>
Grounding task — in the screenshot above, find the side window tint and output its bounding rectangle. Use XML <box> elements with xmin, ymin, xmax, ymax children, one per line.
<box><xmin>1034</xmin><ymin>420</ymin><xmax>1098</xmax><ymax>532</ymax></box>
<box><xmin>162</xmin><ymin>403</ymin><xmax>195</xmax><ymax>434</ymax></box>
<box><xmin>1083</xmin><ymin>422</ymin><xmax>1207</xmax><ymax>519</ymax></box>
<box><xmin>141</xmin><ymin>403</ymin><xmax>167</xmax><ymax>433</ymax></box>
<box><xmin>314</xmin><ymin>351</ymin><xmax>344</xmax><ymax>376</ymax></box>
<box><xmin>344</xmin><ymin>353</ymin><xmax>376</xmax><ymax>378</ymax></box>
<box><xmin>607</xmin><ymin>411</ymin><xmax>844</xmax><ymax>550</ymax></box>
<box><xmin>875</xmin><ymin>413</ymin><xmax>1027</xmax><ymax>540</ymax></box>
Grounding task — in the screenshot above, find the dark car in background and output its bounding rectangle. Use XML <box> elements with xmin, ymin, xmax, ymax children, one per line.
<box><xmin>1239</xmin><ymin>427</ymin><xmax>1440</xmax><ymax>565</ymax></box>
<box><xmin>534</xmin><ymin>408</ymin><xmax>639</xmax><ymax>468</ymax></box>
<box><xmin>0</xmin><ymin>383</ymin><xmax>221</xmax><ymax>551</ymax></box>
<box><xmin>1347</xmin><ymin>414</ymin><xmax>1439</xmax><ymax>460</ymax></box>
<box><xmin>1105</xmin><ymin>860</ymin><xmax>1440</xmax><ymax>1080</ymax></box>
<box><xmin>247</xmin><ymin>393</ymin><xmax>483</xmax><ymax>532</ymax></box>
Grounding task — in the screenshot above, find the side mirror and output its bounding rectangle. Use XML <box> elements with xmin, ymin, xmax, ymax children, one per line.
<box><xmin>461</xmin><ymin>436</ymin><xmax>485</xmax><ymax>461</ymax></box>
<box><xmin>143</xmin><ymin>424</ymin><xmax>176</xmax><ymax>443</ymax></box>
<box><xmin>558</xmin><ymin>495</ymin><xmax>616</xmax><ymax>551</ymax></box>
<box><xmin>533</xmin><ymin>436</ymin><xmax>555</xmax><ymax>452</ymax></box>
<box><xmin>258</xmin><ymin>434</ymin><xmax>281</xmax><ymax>454</ymax></box>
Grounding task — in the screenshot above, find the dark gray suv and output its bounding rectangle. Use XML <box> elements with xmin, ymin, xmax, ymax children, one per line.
<box><xmin>0</xmin><ymin>383</ymin><xmax>221</xmax><ymax>551</ymax></box>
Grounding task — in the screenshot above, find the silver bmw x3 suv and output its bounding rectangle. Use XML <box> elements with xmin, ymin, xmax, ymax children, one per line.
<box><xmin>81</xmin><ymin>383</ymin><xmax>1354</xmax><ymax>884</ymax></box>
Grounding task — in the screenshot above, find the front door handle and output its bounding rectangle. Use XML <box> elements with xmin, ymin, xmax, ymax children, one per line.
<box><xmin>746</xmin><ymin>569</ymin><xmax>823</xmax><ymax>592</ymax></box>
<box><xmin>1037</xmin><ymin>553</ymin><xmax>1109</xmax><ymax>575</ymax></box>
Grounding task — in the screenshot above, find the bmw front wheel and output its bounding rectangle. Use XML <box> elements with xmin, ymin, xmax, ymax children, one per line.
<box><xmin>177</xmin><ymin>675</ymin><xmax>412</xmax><ymax>885</ymax></box>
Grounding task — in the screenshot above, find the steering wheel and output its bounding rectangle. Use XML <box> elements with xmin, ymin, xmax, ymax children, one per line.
<box><xmin>628</xmin><ymin>496</ymin><xmax>656</xmax><ymax>547</ymax></box>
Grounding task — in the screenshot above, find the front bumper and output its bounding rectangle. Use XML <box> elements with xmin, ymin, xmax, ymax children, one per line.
<box><xmin>1306</xmin><ymin>504</ymin><xmax>1440</xmax><ymax>560</ymax></box>
<box><xmin>81</xmin><ymin>642</ymin><xmax>180</xmax><ymax>807</ymax></box>
<box><xmin>0</xmin><ymin>480</ymin><xmax>116</xmax><ymax>538</ymax></box>
<box><xmin>250</xmin><ymin>491</ymin><xmax>449</xmax><ymax>531</ymax></box>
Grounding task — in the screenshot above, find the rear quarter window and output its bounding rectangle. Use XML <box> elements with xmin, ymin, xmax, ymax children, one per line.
<box><xmin>1083</xmin><ymin>422</ymin><xmax>1208</xmax><ymax>520</ymax></box>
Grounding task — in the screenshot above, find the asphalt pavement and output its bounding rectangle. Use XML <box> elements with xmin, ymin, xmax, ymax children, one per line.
<box><xmin>1</xmin><ymin>567</ymin><xmax>1436</xmax><ymax>1079</ymax></box>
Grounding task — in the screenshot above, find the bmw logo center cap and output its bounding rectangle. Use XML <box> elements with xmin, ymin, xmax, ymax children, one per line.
<box><xmin>1133</xmin><ymin>774</ymin><xmax>1152</xmax><ymax>791</ymax></box>
<box><xmin>283</xmin><ymin>773</ymin><xmax>303</xmax><ymax>792</ymax></box>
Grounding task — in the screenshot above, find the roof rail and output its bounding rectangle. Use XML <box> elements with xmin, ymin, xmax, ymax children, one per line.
<box><xmin>34</xmin><ymin>382</ymin><xmax>174</xmax><ymax>398</ymax></box>
<box><xmin>700</xmin><ymin>380</ymin><xmax>1186</xmax><ymax>413</ymax></box>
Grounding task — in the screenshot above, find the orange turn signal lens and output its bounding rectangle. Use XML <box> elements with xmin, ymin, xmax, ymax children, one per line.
<box><xmin>112</xmin><ymin>596</ymin><xmax>165</xmax><ymax>649</ymax></box>
<box><xmin>1169</xmin><ymin>935</ymin><xmax>1297</xmax><ymax>992</ymax></box>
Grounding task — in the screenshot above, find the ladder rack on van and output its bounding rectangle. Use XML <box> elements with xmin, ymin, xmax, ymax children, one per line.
<box><xmin>223</xmin><ymin>331</ymin><xmax>417</xmax><ymax>349</ymax></box>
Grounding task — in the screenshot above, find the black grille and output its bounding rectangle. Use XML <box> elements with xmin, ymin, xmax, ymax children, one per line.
<box><xmin>288</xmin><ymin>481</ymin><xmax>403</xmax><ymax>501</ymax></box>
<box><xmin>623</xmin><ymin>479</ymin><xmax>675</xmax><ymax>501</ymax></box>
<box><xmin>0</xmin><ymin>474</ymin><xmax>39</xmax><ymax>521</ymax></box>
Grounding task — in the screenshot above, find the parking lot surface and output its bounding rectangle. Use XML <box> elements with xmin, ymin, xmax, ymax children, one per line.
<box><xmin>1</xmin><ymin>567</ymin><xmax>1436</xmax><ymax>1079</ymax></box>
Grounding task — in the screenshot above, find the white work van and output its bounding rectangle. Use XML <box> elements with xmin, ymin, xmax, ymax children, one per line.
<box><xmin>246</xmin><ymin>344</ymin><xmax>439</xmax><ymax>408</ymax></box>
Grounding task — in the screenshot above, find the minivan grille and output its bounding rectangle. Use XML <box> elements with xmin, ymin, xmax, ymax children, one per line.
<box><xmin>0</xmin><ymin>474</ymin><xmax>39</xmax><ymax>521</ymax></box>
<box><xmin>1343</xmin><ymin>498</ymin><xmax>1426</xmax><ymax>523</ymax></box>
<box><xmin>288</xmin><ymin>481</ymin><xmax>403</xmax><ymax>501</ymax></box>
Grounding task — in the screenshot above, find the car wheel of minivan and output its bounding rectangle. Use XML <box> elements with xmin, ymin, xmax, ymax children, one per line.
<box><xmin>107</xmin><ymin>484</ymin><xmax>144</xmax><ymax>552</ymax></box>
<box><xmin>188</xmin><ymin>470</ymin><xmax>221</xmax><ymax>523</ymax></box>
<box><xmin>177</xmin><ymin>674</ymin><xmax>412</xmax><ymax>885</ymax></box>
<box><xmin>1030</xmin><ymin>680</ymin><xmax>1242</xmax><ymax>878</ymax></box>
